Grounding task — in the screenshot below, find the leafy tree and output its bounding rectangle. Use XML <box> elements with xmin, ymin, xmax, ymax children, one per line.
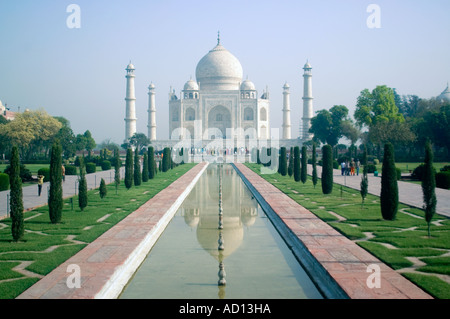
<box><xmin>301</xmin><ymin>146</ymin><xmax>307</xmax><ymax>184</ymax></box>
<box><xmin>380</xmin><ymin>143</ymin><xmax>398</xmax><ymax>220</ymax></box>
<box><xmin>148</xmin><ymin>146</ymin><xmax>155</xmax><ymax>179</ymax></box>
<box><xmin>321</xmin><ymin>144</ymin><xmax>333</xmax><ymax>194</ymax></box>
<box><xmin>78</xmin><ymin>156</ymin><xmax>88</xmax><ymax>211</ymax></box>
<box><xmin>49</xmin><ymin>140</ymin><xmax>63</xmax><ymax>224</ymax></box>
<box><xmin>278</xmin><ymin>147</ymin><xmax>287</xmax><ymax>176</ymax></box>
<box><xmin>142</xmin><ymin>152</ymin><xmax>149</xmax><ymax>182</ymax></box>
<box><xmin>422</xmin><ymin>140</ymin><xmax>436</xmax><ymax>237</ymax></box>
<box><xmin>9</xmin><ymin>146</ymin><xmax>24</xmax><ymax>241</ymax></box>
<box><xmin>288</xmin><ymin>147</ymin><xmax>294</xmax><ymax>177</ymax></box>
<box><xmin>134</xmin><ymin>147</ymin><xmax>142</xmax><ymax>186</ymax></box>
<box><xmin>293</xmin><ymin>146</ymin><xmax>300</xmax><ymax>182</ymax></box>
<box><xmin>312</xmin><ymin>143</ymin><xmax>318</xmax><ymax>188</ymax></box>
<box><xmin>99</xmin><ymin>178</ymin><xmax>107</xmax><ymax>199</ymax></box>
<box><xmin>125</xmin><ymin>148</ymin><xmax>133</xmax><ymax>189</ymax></box>
<box><xmin>124</xmin><ymin>133</ymin><xmax>150</xmax><ymax>152</ymax></box>
<box><xmin>354</xmin><ymin>85</ymin><xmax>404</xmax><ymax>129</ymax></box>
<box><xmin>83</xmin><ymin>130</ymin><xmax>96</xmax><ymax>157</ymax></box>
<box><xmin>309</xmin><ymin>105</ymin><xmax>351</xmax><ymax>147</ymax></box>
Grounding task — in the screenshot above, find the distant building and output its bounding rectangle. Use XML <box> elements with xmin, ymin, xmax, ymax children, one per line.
<box><xmin>0</xmin><ymin>100</ymin><xmax>16</xmax><ymax>121</ymax></box>
<box><xmin>437</xmin><ymin>83</ymin><xmax>450</xmax><ymax>103</ymax></box>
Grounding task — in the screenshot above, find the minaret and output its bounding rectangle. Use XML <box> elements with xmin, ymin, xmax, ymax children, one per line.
<box><xmin>282</xmin><ymin>82</ymin><xmax>291</xmax><ymax>139</ymax></box>
<box><xmin>302</xmin><ymin>61</ymin><xmax>313</xmax><ymax>141</ymax></box>
<box><xmin>124</xmin><ymin>62</ymin><xmax>137</xmax><ymax>142</ymax></box>
<box><xmin>147</xmin><ymin>82</ymin><xmax>156</xmax><ymax>141</ymax></box>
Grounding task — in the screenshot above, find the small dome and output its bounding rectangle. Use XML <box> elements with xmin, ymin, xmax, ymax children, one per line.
<box><xmin>303</xmin><ymin>61</ymin><xmax>312</xmax><ymax>69</ymax></box>
<box><xmin>283</xmin><ymin>82</ymin><xmax>290</xmax><ymax>89</ymax></box>
<box><xmin>240</xmin><ymin>79</ymin><xmax>255</xmax><ymax>91</ymax></box>
<box><xmin>184</xmin><ymin>79</ymin><xmax>199</xmax><ymax>91</ymax></box>
<box><xmin>148</xmin><ymin>82</ymin><xmax>155</xmax><ymax>89</ymax></box>
<box><xmin>438</xmin><ymin>83</ymin><xmax>450</xmax><ymax>102</ymax></box>
<box><xmin>126</xmin><ymin>62</ymin><xmax>135</xmax><ymax>70</ymax></box>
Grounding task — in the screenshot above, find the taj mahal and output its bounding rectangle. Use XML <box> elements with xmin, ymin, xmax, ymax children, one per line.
<box><xmin>123</xmin><ymin>34</ymin><xmax>314</xmax><ymax>152</ymax></box>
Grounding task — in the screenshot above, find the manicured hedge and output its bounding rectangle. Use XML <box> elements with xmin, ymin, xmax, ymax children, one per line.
<box><xmin>0</xmin><ymin>173</ymin><xmax>9</xmax><ymax>191</ymax></box>
<box><xmin>65</xmin><ymin>165</ymin><xmax>77</xmax><ymax>175</ymax></box>
<box><xmin>85</xmin><ymin>163</ymin><xmax>96</xmax><ymax>174</ymax></box>
<box><xmin>38</xmin><ymin>168</ymin><xmax>50</xmax><ymax>182</ymax></box>
<box><xmin>101</xmin><ymin>160</ymin><xmax>111</xmax><ymax>171</ymax></box>
<box><xmin>435</xmin><ymin>172</ymin><xmax>450</xmax><ymax>189</ymax></box>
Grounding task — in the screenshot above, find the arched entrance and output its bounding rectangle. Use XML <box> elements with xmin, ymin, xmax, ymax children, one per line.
<box><xmin>208</xmin><ymin>105</ymin><xmax>231</xmax><ymax>138</ymax></box>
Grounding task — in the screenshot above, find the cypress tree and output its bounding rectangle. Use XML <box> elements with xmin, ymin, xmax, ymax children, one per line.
<box><xmin>278</xmin><ymin>147</ymin><xmax>287</xmax><ymax>176</ymax></box>
<box><xmin>312</xmin><ymin>143</ymin><xmax>318</xmax><ymax>188</ymax></box>
<box><xmin>99</xmin><ymin>178</ymin><xmax>107</xmax><ymax>199</ymax></box>
<box><xmin>9</xmin><ymin>146</ymin><xmax>24</xmax><ymax>242</ymax></box>
<box><xmin>148</xmin><ymin>147</ymin><xmax>155</xmax><ymax>179</ymax></box>
<box><xmin>162</xmin><ymin>147</ymin><xmax>171</xmax><ymax>172</ymax></box>
<box><xmin>301</xmin><ymin>146</ymin><xmax>307</xmax><ymax>184</ymax></box>
<box><xmin>78</xmin><ymin>157</ymin><xmax>88</xmax><ymax>211</ymax></box>
<box><xmin>293</xmin><ymin>146</ymin><xmax>301</xmax><ymax>182</ymax></box>
<box><xmin>142</xmin><ymin>152</ymin><xmax>149</xmax><ymax>182</ymax></box>
<box><xmin>288</xmin><ymin>147</ymin><xmax>294</xmax><ymax>177</ymax></box>
<box><xmin>49</xmin><ymin>140</ymin><xmax>63</xmax><ymax>224</ymax></box>
<box><xmin>380</xmin><ymin>143</ymin><xmax>398</xmax><ymax>220</ymax></box>
<box><xmin>125</xmin><ymin>148</ymin><xmax>133</xmax><ymax>189</ymax></box>
<box><xmin>321</xmin><ymin>144</ymin><xmax>333</xmax><ymax>194</ymax></box>
<box><xmin>134</xmin><ymin>147</ymin><xmax>142</xmax><ymax>186</ymax></box>
<box><xmin>360</xmin><ymin>145</ymin><xmax>369</xmax><ymax>208</ymax></box>
<box><xmin>422</xmin><ymin>140</ymin><xmax>436</xmax><ymax>237</ymax></box>
<box><xmin>114</xmin><ymin>148</ymin><xmax>121</xmax><ymax>194</ymax></box>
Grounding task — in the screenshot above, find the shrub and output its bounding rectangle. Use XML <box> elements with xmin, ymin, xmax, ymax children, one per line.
<box><xmin>411</xmin><ymin>164</ymin><xmax>425</xmax><ymax>180</ymax></box>
<box><xmin>38</xmin><ymin>168</ymin><xmax>50</xmax><ymax>182</ymax></box>
<box><xmin>422</xmin><ymin>141</ymin><xmax>436</xmax><ymax>237</ymax></box>
<box><xmin>321</xmin><ymin>144</ymin><xmax>333</xmax><ymax>194</ymax></box>
<box><xmin>440</xmin><ymin>165</ymin><xmax>450</xmax><ymax>172</ymax></box>
<box><xmin>380</xmin><ymin>143</ymin><xmax>398</xmax><ymax>220</ymax></box>
<box><xmin>65</xmin><ymin>165</ymin><xmax>77</xmax><ymax>175</ymax></box>
<box><xmin>148</xmin><ymin>147</ymin><xmax>155</xmax><ymax>180</ymax></box>
<box><xmin>0</xmin><ymin>173</ymin><xmax>9</xmax><ymax>191</ymax></box>
<box><xmin>162</xmin><ymin>148</ymin><xmax>171</xmax><ymax>172</ymax></box>
<box><xmin>142</xmin><ymin>153</ymin><xmax>149</xmax><ymax>182</ymax></box>
<box><xmin>288</xmin><ymin>147</ymin><xmax>294</xmax><ymax>177</ymax></box>
<box><xmin>366</xmin><ymin>164</ymin><xmax>377</xmax><ymax>174</ymax></box>
<box><xmin>396</xmin><ymin>167</ymin><xmax>402</xmax><ymax>180</ymax></box>
<box><xmin>4</xmin><ymin>164</ymin><xmax>33</xmax><ymax>182</ymax></box>
<box><xmin>85</xmin><ymin>163</ymin><xmax>96</xmax><ymax>174</ymax></box>
<box><xmin>435</xmin><ymin>172</ymin><xmax>450</xmax><ymax>189</ymax></box>
<box><xmin>99</xmin><ymin>178</ymin><xmax>107</xmax><ymax>199</ymax></box>
<box><xmin>78</xmin><ymin>157</ymin><xmax>88</xmax><ymax>211</ymax></box>
<box><xmin>312</xmin><ymin>144</ymin><xmax>318</xmax><ymax>188</ymax></box>
<box><xmin>333</xmin><ymin>160</ymin><xmax>339</xmax><ymax>169</ymax></box>
<box><xmin>101</xmin><ymin>160</ymin><xmax>111</xmax><ymax>171</ymax></box>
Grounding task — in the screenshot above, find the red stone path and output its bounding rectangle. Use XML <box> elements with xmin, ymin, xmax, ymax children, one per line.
<box><xmin>17</xmin><ymin>162</ymin><xmax>208</xmax><ymax>299</ymax></box>
<box><xmin>233</xmin><ymin>163</ymin><xmax>432</xmax><ymax>299</ymax></box>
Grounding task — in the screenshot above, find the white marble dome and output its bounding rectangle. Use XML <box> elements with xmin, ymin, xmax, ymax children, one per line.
<box><xmin>184</xmin><ymin>79</ymin><xmax>199</xmax><ymax>91</ymax></box>
<box><xmin>240</xmin><ymin>79</ymin><xmax>256</xmax><ymax>91</ymax></box>
<box><xmin>195</xmin><ymin>43</ymin><xmax>243</xmax><ymax>91</ymax></box>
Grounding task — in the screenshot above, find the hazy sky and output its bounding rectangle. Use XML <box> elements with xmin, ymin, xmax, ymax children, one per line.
<box><xmin>1</xmin><ymin>0</ymin><xmax>449</xmax><ymax>144</ymax></box>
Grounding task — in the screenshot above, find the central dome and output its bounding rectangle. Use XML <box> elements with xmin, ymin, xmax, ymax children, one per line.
<box><xmin>195</xmin><ymin>43</ymin><xmax>243</xmax><ymax>91</ymax></box>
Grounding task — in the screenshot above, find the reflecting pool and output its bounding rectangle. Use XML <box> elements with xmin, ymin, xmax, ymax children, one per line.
<box><xmin>120</xmin><ymin>164</ymin><xmax>323</xmax><ymax>299</ymax></box>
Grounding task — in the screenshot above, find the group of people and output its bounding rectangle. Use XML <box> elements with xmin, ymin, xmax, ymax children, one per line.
<box><xmin>341</xmin><ymin>159</ymin><xmax>360</xmax><ymax>176</ymax></box>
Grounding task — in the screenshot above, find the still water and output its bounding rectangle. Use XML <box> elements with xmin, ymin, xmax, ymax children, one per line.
<box><xmin>120</xmin><ymin>164</ymin><xmax>323</xmax><ymax>299</ymax></box>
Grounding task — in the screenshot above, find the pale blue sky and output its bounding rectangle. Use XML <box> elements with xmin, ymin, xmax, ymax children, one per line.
<box><xmin>1</xmin><ymin>0</ymin><xmax>449</xmax><ymax>143</ymax></box>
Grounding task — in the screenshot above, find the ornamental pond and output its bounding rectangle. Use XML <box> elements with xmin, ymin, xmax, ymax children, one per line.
<box><xmin>119</xmin><ymin>164</ymin><xmax>323</xmax><ymax>299</ymax></box>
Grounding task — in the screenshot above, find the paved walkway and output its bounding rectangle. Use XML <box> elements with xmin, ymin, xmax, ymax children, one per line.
<box><xmin>0</xmin><ymin>168</ymin><xmax>125</xmax><ymax>220</ymax></box>
<box><xmin>234</xmin><ymin>163</ymin><xmax>432</xmax><ymax>299</ymax></box>
<box><xmin>308</xmin><ymin>165</ymin><xmax>450</xmax><ymax>218</ymax></box>
<box><xmin>17</xmin><ymin>162</ymin><xmax>208</xmax><ymax>299</ymax></box>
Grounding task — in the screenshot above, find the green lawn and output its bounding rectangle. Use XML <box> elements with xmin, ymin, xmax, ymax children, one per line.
<box><xmin>246</xmin><ymin>163</ymin><xmax>450</xmax><ymax>299</ymax></box>
<box><xmin>392</xmin><ymin>162</ymin><xmax>449</xmax><ymax>173</ymax></box>
<box><xmin>0</xmin><ymin>163</ymin><xmax>196</xmax><ymax>299</ymax></box>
